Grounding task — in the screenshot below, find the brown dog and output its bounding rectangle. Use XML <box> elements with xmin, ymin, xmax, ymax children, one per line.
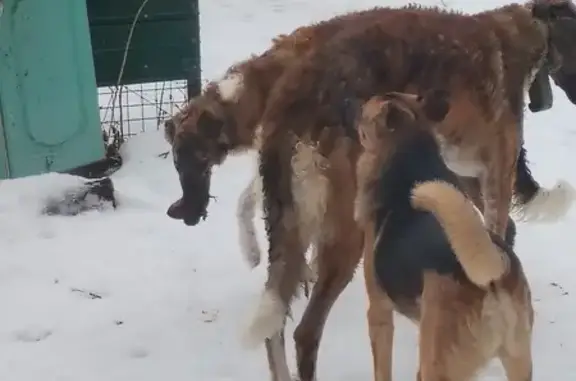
<box><xmin>355</xmin><ymin>90</ymin><xmax>533</xmax><ymax>381</ymax></box>
<box><xmin>164</xmin><ymin>2</ymin><xmax>573</xmax><ymax>230</ymax></box>
<box><xmin>165</xmin><ymin>0</ymin><xmax>571</xmax><ymax>277</ymax></box>
<box><xmin>166</xmin><ymin>2</ymin><xmax>575</xmax><ymax>381</ymax></box>
<box><xmin>238</xmin><ymin>2</ymin><xmax>574</xmax><ymax>381</ymax></box>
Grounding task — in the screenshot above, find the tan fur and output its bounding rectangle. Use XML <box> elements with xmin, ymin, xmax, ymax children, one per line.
<box><xmin>355</xmin><ymin>92</ymin><xmax>534</xmax><ymax>381</ymax></box>
<box><xmin>410</xmin><ymin>180</ymin><xmax>508</xmax><ymax>287</ymax></box>
<box><xmin>416</xmin><ymin>272</ymin><xmax>533</xmax><ymax>381</ymax></box>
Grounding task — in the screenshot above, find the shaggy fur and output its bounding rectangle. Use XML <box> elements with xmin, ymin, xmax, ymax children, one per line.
<box><xmin>355</xmin><ymin>91</ymin><xmax>532</xmax><ymax>381</ymax></box>
<box><xmin>234</xmin><ymin>0</ymin><xmax>576</xmax><ymax>273</ymax></box>
<box><xmin>241</xmin><ymin>2</ymin><xmax>574</xmax><ymax>381</ymax></box>
<box><xmin>162</xmin><ymin>1</ymin><xmax>570</xmax><ymax>244</ymax></box>
<box><xmin>165</xmin><ymin>2</ymin><xmax>576</xmax><ymax>381</ymax></box>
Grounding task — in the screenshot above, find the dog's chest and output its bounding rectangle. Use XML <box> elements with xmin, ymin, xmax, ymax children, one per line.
<box><xmin>435</xmin><ymin>134</ymin><xmax>484</xmax><ymax>178</ymax></box>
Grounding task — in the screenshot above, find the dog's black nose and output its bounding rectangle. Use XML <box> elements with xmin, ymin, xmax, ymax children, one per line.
<box><xmin>166</xmin><ymin>198</ymin><xmax>184</xmax><ymax>220</ymax></box>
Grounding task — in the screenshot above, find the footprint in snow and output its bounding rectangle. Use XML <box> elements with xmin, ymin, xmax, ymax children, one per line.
<box><xmin>13</xmin><ymin>327</ymin><xmax>53</xmax><ymax>343</ymax></box>
<box><xmin>129</xmin><ymin>346</ymin><xmax>149</xmax><ymax>359</ymax></box>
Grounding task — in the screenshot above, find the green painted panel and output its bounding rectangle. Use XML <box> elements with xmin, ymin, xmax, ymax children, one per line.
<box><xmin>87</xmin><ymin>0</ymin><xmax>195</xmax><ymax>23</ymax></box>
<box><xmin>0</xmin><ymin>0</ymin><xmax>104</xmax><ymax>179</ymax></box>
<box><xmin>0</xmin><ymin>106</ymin><xmax>8</xmax><ymax>179</ymax></box>
<box><xmin>90</xmin><ymin>20</ymin><xmax>200</xmax><ymax>85</ymax></box>
<box><xmin>86</xmin><ymin>0</ymin><xmax>201</xmax><ymax>91</ymax></box>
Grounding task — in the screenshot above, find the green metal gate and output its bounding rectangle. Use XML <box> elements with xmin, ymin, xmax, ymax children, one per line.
<box><xmin>87</xmin><ymin>0</ymin><xmax>201</xmax><ymax>97</ymax></box>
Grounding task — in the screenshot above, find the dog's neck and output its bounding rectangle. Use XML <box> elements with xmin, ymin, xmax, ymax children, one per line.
<box><xmin>356</xmin><ymin>132</ymin><xmax>461</xmax><ymax>227</ymax></box>
<box><xmin>229</xmin><ymin>55</ymin><xmax>291</xmax><ymax>151</ymax></box>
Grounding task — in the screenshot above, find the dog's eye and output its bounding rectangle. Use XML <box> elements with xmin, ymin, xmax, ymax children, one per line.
<box><xmin>217</xmin><ymin>143</ymin><xmax>230</xmax><ymax>153</ymax></box>
<box><xmin>194</xmin><ymin>154</ymin><xmax>208</xmax><ymax>164</ymax></box>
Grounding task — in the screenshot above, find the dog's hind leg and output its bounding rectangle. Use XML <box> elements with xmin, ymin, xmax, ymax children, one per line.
<box><xmin>418</xmin><ymin>273</ymin><xmax>490</xmax><ymax>381</ymax></box>
<box><xmin>293</xmin><ymin>166</ymin><xmax>364</xmax><ymax>381</ymax></box>
<box><xmin>363</xmin><ymin>220</ymin><xmax>394</xmax><ymax>381</ymax></box>
<box><xmin>293</xmin><ymin>221</ymin><xmax>363</xmax><ymax>381</ymax></box>
<box><xmin>498</xmin><ymin>288</ymin><xmax>533</xmax><ymax>381</ymax></box>
<box><xmin>499</xmin><ymin>344</ymin><xmax>533</xmax><ymax>381</ymax></box>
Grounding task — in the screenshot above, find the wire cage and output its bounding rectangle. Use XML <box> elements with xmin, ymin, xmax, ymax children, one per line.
<box><xmin>97</xmin><ymin>79</ymin><xmax>188</xmax><ymax>139</ymax></box>
<box><xmin>80</xmin><ymin>0</ymin><xmax>201</xmax><ymax>178</ymax></box>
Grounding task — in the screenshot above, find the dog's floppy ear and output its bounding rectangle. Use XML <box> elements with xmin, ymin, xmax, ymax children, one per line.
<box><xmin>359</xmin><ymin>97</ymin><xmax>388</xmax><ymax>152</ymax></box>
<box><xmin>532</xmin><ymin>0</ymin><xmax>576</xmax><ymax>20</ymax></box>
<box><xmin>358</xmin><ymin>112</ymin><xmax>380</xmax><ymax>153</ymax></box>
<box><xmin>197</xmin><ymin>110</ymin><xmax>224</xmax><ymax>140</ymax></box>
<box><xmin>419</xmin><ymin>89</ymin><xmax>450</xmax><ymax>123</ymax></box>
<box><xmin>528</xmin><ymin>67</ymin><xmax>554</xmax><ymax>112</ymax></box>
<box><xmin>164</xmin><ymin>119</ymin><xmax>176</xmax><ymax>144</ymax></box>
<box><xmin>383</xmin><ymin>99</ymin><xmax>415</xmax><ymax>130</ymax></box>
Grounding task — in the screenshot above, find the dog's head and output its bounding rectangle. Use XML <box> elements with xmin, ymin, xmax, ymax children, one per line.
<box><xmin>354</xmin><ymin>89</ymin><xmax>450</xmax><ymax>224</ymax></box>
<box><xmin>532</xmin><ymin>0</ymin><xmax>576</xmax><ymax>105</ymax></box>
<box><xmin>357</xmin><ymin>89</ymin><xmax>450</xmax><ymax>155</ymax></box>
<box><xmin>164</xmin><ymin>84</ymin><xmax>236</xmax><ymax>226</ymax></box>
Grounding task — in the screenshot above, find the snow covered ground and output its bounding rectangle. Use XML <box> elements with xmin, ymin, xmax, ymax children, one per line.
<box><xmin>1</xmin><ymin>0</ymin><xmax>576</xmax><ymax>380</ymax></box>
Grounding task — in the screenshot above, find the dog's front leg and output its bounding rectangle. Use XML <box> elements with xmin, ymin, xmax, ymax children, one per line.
<box><xmin>479</xmin><ymin>133</ymin><xmax>518</xmax><ymax>239</ymax></box>
<box><xmin>243</xmin><ymin>141</ymin><xmax>306</xmax><ymax>381</ymax></box>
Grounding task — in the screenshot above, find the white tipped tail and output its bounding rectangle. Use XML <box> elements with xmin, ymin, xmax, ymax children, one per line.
<box><xmin>236</xmin><ymin>174</ymin><xmax>320</xmax><ymax>283</ymax></box>
<box><xmin>514</xmin><ymin>179</ymin><xmax>576</xmax><ymax>223</ymax></box>
<box><xmin>237</xmin><ymin>175</ymin><xmax>263</xmax><ymax>269</ymax></box>
<box><xmin>242</xmin><ymin>289</ymin><xmax>286</xmax><ymax>349</ymax></box>
<box><xmin>410</xmin><ymin>181</ymin><xmax>508</xmax><ymax>288</ymax></box>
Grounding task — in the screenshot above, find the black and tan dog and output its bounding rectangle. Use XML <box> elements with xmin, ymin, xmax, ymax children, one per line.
<box><xmin>355</xmin><ymin>90</ymin><xmax>533</xmax><ymax>381</ymax></box>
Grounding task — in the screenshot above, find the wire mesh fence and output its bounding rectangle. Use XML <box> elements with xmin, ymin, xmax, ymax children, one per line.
<box><xmin>97</xmin><ymin>79</ymin><xmax>188</xmax><ymax>140</ymax></box>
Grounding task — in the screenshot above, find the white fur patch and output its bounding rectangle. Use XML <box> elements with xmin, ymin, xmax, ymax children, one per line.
<box><xmin>514</xmin><ymin>179</ymin><xmax>576</xmax><ymax>223</ymax></box>
<box><xmin>217</xmin><ymin>73</ymin><xmax>244</xmax><ymax>102</ymax></box>
<box><xmin>241</xmin><ymin>289</ymin><xmax>286</xmax><ymax>349</ymax></box>
<box><xmin>235</xmin><ymin>157</ymin><xmax>320</xmax><ymax>281</ymax></box>
<box><xmin>291</xmin><ymin>141</ymin><xmax>330</xmax><ymax>247</ymax></box>
<box><xmin>435</xmin><ymin>134</ymin><xmax>484</xmax><ymax>178</ymax></box>
<box><xmin>304</xmin><ymin>248</ymin><xmax>319</xmax><ymax>283</ymax></box>
<box><xmin>253</xmin><ymin>124</ymin><xmax>264</xmax><ymax>150</ymax></box>
<box><xmin>237</xmin><ymin>174</ymin><xmax>263</xmax><ymax>269</ymax></box>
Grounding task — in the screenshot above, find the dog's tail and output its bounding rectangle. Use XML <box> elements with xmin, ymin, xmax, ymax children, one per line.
<box><xmin>236</xmin><ymin>174</ymin><xmax>319</xmax><ymax>284</ymax></box>
<box><xmin>410</xmin><ymin>180</ymin><xmax>508</xmax><ymax>288</ymax></box>
<box><xmin>237</xmin><ymin>175</ymin><xmax>263</xmax><ymax>269</ymax></box>
<box><xmin>513</xmin><ymin>146</ymin><xmax>576</xmax><ymax>222</ymax></box>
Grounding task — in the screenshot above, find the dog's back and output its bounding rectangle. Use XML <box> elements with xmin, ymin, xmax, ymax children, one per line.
<box><xmin>370</xmin><ymin>131</ymin><xmax>521</xmax><ymax>315</ymax></box>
